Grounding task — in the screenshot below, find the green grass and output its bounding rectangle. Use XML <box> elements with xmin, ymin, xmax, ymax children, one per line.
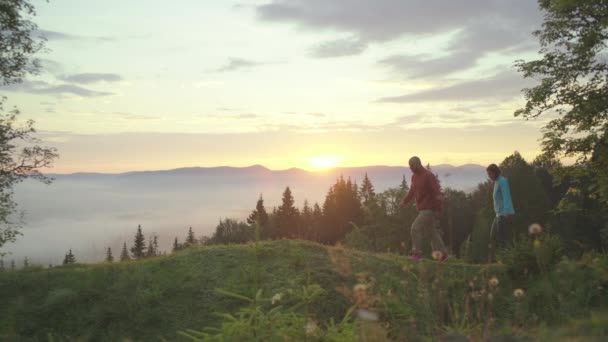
<box><xmin>0</xmin><ymin>240</ymin><xmax>607</xmax><ymax>341</ymax></box>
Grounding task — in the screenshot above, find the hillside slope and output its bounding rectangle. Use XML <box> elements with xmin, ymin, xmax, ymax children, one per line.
<box><xmin>0</xmin><ymin>240</ymin><xmax>606</xmax><ymax>341</ymax></box>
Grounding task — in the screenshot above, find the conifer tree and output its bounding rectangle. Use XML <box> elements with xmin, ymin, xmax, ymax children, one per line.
<box><xmin>10</xmin><ymin>260</ymin><xmax>15</xmax><ymax>271</ymax></box>
<box><xmin>130</xmin><ymin>225</ymin><xmax>146</xmax><ymax>258</ymax></box>
<box><xmin>300</xmin><ymin>200</ymin><xmax>313</xmax><ymax>240</ymax></box>
<box><xmin>0</xmin><ymin>259</ymin><xmax>4</xmax><ymax>272</ymax></box>
<box><xmin>277</xmin><ymin>186</ymin><xmax>300</xmax><ymax>238</ymax></box>
<box><xmin>247</xmin><ymin>194</ymin><xmax>270</xmax><ymax>228</ymax></box>
<box><xmin>153</xmin><ymin>235</ymin><xmax>159</xmax><ymax>255</ymax></box>
<box><xmin>63</xmin><ymin>249</ymin><xmax>75</xmax><ymax>265</ymax></box>
<box><xmin>23</xmin><ymin>257</ymin><xmax>29</xmax><ymax>268</ymax></box>
<box><xmin>120</xmin><ymin>242</ymin><xmax>130</xmax><ymax>262</ymax></box>
<box><xmin>105</xmin><ymin>247</ymin><xmax>114</xmax><ymax>263</ymax></box>
<box><xmin>400</xmin><ymin>175</ymin><xmax>409</xmax><ymax>192</ymax></box>
<box><xmin>146</xmin><ymin>238</ymin><xmax>156</xmax><ymax>257</ymax></box>
<box><xmin>186</xmin><ymin>227</ymin><xmax>196</xmax><ymax>246</ymax></box>
<box><xmin>360</xmin><ymin>173</ymin><xmax>376</xmax><ymax>205</ymax></box>
<box><xmin>172</xmin><ymin>237</ymin><xmax>180</xmax><ymax>252</ymax></box>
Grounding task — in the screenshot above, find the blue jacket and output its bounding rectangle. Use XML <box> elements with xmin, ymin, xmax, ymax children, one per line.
<box><xmin>493</xmin><ymin>175</ymin><xmax>515</xmax><ymax>217</ymax></box>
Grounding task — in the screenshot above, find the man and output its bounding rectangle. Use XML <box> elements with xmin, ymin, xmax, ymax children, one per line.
<box><xmin>399</xmin><ymin>156</ymin><xmax>448</xmax><ymax>261</ymax></box>
<box><xmin>486</xmin><ymin>164</ymin><xmax>515</xmax><ymax>260</ymax></box>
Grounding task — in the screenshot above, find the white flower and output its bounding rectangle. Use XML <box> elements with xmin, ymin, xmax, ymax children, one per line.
<box><xmin>528</xmin><ymin>223</ymin><xmax>542</xmax><ymax>235</ymax></box>
<box><xmin>488</xmin><ymin>276</ymin><xmax>499</xmax><ymax>287</ymax></box>
<box><xmin>271</xmin><ymin>293</ymin><xmax>282</xmax><ymax>305</ymax></box>
<box><xmin>431</xmin><ymin>250</ymin><xmax>443</xmax><ymax>260</ymax></box>
<box><xmin>357</xmin><ymin>309</ymin><xmax>379</xmax><ymax>321</ymax></box>
<box><xmin>513</xmin><ymin>288</ymin><xmax>525</xmax><ymax>298</ymax></box>
<box><xmin>305</xmin><ymin>320</ymin><xmax>318</xmax><ymax>335</ymax></box>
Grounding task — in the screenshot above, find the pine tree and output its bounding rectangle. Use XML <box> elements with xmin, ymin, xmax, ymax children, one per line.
<box><xmin>10</xmin><ymin>260</ymin><xmax>15</xmax><ymax>271</ymax></box>
<box><xmin>172</xmin><ymin>237</ymin><xmax>180</xmax><ymax>252</ymax></box>
<box><xmin>301</xmin><ymin>200</ymin><xmax>313</xmax><ymax>240</ymax></box>
<box><xmin>130</xmin><ymin>225</ymin><xmax>146</xmax><ymax>259</ymax></box>
<box><xmin>63</xmin><ymin>250</ymin><xmax>75</xmax><ymax>265</ymax></box>
<box><xmin>146</xmin><ymin>238</ymin><xmax>155</xmax><ymax>257</ymax></box>
<box><xmin>120</xmin><ymin>242</ymin><xmax>130</xmax><ymax>262</ymax></box>
<box><xmin>276</xmin><ymin>186</ymin><xmax>300</xmax><ymax>238</ymax></box>
<box><xmin>0</xmin><ymin>259</ymin><xmax>4</xmax><ymax>272</ymax></box>
<box><xmin>400</xmin><ymin>175</ymin><xmax>409</xmax><ymax>192</ymax></box>
<box><xmin>23</xmin><ymin>257</ymin><xmax>29</xmax><ymax>268</ymax></box>
<box><xmin>321</xmin><ymin>176</ymin><xmax>363</xmax><ymax>244</ymax></box>
<box><xmin>153</xmin><ymin>235</ymin><xmax>159</xmax><ymax>255</ymax></box>
<box><xmin>360</xmin><ymin>173</ymin><xmax>376</xmax><ymax>205</ymax></box>
<box><xmin>186</xmin><ymin>227</ymin><xmax>196</xmax><ymax>246</ymax></box>
<box><xmin>105</xmin><ymin>247</ymin><xmax>114</xmax><ymax>263</ymax></box>
<box><xmin>247</xmin><ymin>194</ymin><xmax>270</xmax><ymax>228</ymax></box>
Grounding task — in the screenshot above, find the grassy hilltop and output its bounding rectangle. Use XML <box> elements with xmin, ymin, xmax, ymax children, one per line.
<box><xmin>1</xmin><ymin>240</ymin><xmax>607</xmax><ymax>341</ymax></box>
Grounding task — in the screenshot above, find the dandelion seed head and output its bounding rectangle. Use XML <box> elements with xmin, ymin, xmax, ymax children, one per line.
<box><xmin>514</xmin><ymin>288</ymin><xmax>525</xmax><ymax>298</ymax></box>
<box><xmin>489</xmin><ymin>276</ymin><xmax>499</xmax><ymax>287</ymax></box>
<box><xmin>271</xmin><ymin>293</ymin><xmax>282</xmax><ymax>305</ymax></box>
<box><xmin>528</xmin><ymin>223</ymin><xmax>542</xmax><ymax>235</ymax></box>
<box><xmin>357</xmin><ymin>308</ymin><xmax>379</xmax><ymax>321</ymax></box>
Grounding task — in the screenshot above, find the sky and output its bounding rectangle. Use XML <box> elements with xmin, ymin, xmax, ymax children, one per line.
<box><xmin>1</xmin><ymin>0</ymin><xmax>549</xmax><ymax>173</ymax></box>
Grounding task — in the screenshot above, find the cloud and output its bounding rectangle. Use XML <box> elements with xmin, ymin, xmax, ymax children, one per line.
<box><xmin>256</xmin><ymin>0</ymin><xmax>542</xmax><ymax>71</ymax></box>
<box><xmin>59</xmin><ymin>73</ymin><xmax>123</xmax><ymax>84</ymax></box>
<box><xmin>34</xmin><ymin>29</ymin><xmax>115</xmax><ymax>42</ymax></box>
<box><xmin>215</xmin><ymin>58</ymin><xmax>264</xmax><ymax>72</ymax></box>
<box><xmin>310</xmin><ymin>38</ymin><xmax>367</xmax><ymax>58</ymax></box>
<box><xmin>1</xmin><ymin>80</ymin><xmax>113</xmax><ymax>97</ymax></box>
<box><xmin>377</xmin><ymin>70</ymin><xmax>529</xmax><ymax>103</ymax></box>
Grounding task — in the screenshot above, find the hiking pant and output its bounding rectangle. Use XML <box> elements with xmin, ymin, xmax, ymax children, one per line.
<box><xmin>410</xmin><ymin>210</ymin><xmax>448</xmax><ymax>255</ymax></box>
<box><xmin>488</xmin><ymin>215</ymin><xmax>513</xmax><ymax>262</ymax></box>
<box><xmin>490</xmin><ymin>215</ymin><xmax>512</xmax><ymax>249</ymax></box>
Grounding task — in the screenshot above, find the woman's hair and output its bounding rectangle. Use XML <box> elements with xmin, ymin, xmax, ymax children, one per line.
<box><xmin>486</xmin><ymin>163</ymin><xmax>501</xmax><ymax>176</ymax></box>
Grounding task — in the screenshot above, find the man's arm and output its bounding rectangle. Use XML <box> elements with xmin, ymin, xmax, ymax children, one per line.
<box><xmin>399</xmin><ymin>177</ymin><xmax>415</xmax><ymax>208</ymax></box>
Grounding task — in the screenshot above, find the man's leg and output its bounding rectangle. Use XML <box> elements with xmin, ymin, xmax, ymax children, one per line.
<box><xmin>429</xmin><ymin>216</ymin><xmax>448</xmax><ymax>257</ymax></box>
<box><xmin>410</xmin><ymin>210</ymin><xmax>432</xmax><ymax>256</ymax></box>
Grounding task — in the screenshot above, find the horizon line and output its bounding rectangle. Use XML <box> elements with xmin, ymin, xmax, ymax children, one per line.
<box><xmin>46</xmin><ymin>163</ymin><xmax>486</xmax><ymax>176</ymax></box>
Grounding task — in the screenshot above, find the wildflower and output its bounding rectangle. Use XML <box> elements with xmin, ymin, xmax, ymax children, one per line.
<box><xmin>431</xmin><ymin>250</ymin><xmax>443</xmax><ymax>260</ymax></box>
<box><xmin>533</xmin><ymin>239</ymin><xmax>541</xmax><ymax>249</ymax></box>
<box><xmin>305</xmin><ymin>320</ymin><xmax>318</xmax><ymax>335</ymax></box>
<box><xmin>468</xmin><ymin>281</ymin><xmax>474</xmax><ymax>288</ymax></box>
<box><xmin>513</xmin><ymin>288</ymin><xmax>525</xmax><ymax>298</ymax></box>
<box><xmin>357</xmin><ymin>308</ymin><xmax>379</xmax><ymax>321</ymax></box>
<box><xmin>528</xmin><ymin>223</ymin><xmax>542</xmax><ymax>235</ymax></box>
<box><xmin>271</xmin><ymin>293</ymin><xmax>282</xmax><ymax>305</ymax></box>
<box><xmin>488</xmin><ymin>276</ymin><xmax>499</xmax><ymax>287</ymax></box>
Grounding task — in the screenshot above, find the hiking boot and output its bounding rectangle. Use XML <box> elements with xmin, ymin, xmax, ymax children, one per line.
<box><xmin>408</xmin><ymin>254</ymin><xmax>422</xmax><ymax>261</ymax></box>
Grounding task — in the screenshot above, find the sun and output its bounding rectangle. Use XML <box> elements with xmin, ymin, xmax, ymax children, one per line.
<box><xmin>307</xmin><ymin>155</ymin><xmax>342</xmax><ymax>170</ymax></box>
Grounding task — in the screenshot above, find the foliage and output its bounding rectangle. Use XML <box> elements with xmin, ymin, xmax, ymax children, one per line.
<box><xmin>207</xmin><ymin>218</ymin><xmax>254</xmax><ymax>244</ymax></box>
<box><xmin>0</xmin><ymin>0</ymin><xmax>45</xmax><ymax>85</ymax></box>
<box><xmin>497</xmin><ymin>232</ymin><xmax>563</xmax><ymax>279</ymax></box>
<box><xmin>0</xmin><ymin>99</ymin><xmax>58</xmax><ymax>254</ymax></box>
<box><xmin>516</xmin><ymin>0</ymin><xmax>608</xmax><ymax>204</ymax></box>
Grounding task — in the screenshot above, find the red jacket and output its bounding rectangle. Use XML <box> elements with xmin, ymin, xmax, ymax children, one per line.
<box><xmin>401</xmin><ymin>168</ymin><xmax>442</xmax><ymax>212</ymax></box>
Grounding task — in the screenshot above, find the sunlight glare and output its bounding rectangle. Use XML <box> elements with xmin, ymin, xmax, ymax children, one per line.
<box><xmin>307</xmin><ymin>155</ymin><xmax>342</xmax><ymax>170</ymax></box>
